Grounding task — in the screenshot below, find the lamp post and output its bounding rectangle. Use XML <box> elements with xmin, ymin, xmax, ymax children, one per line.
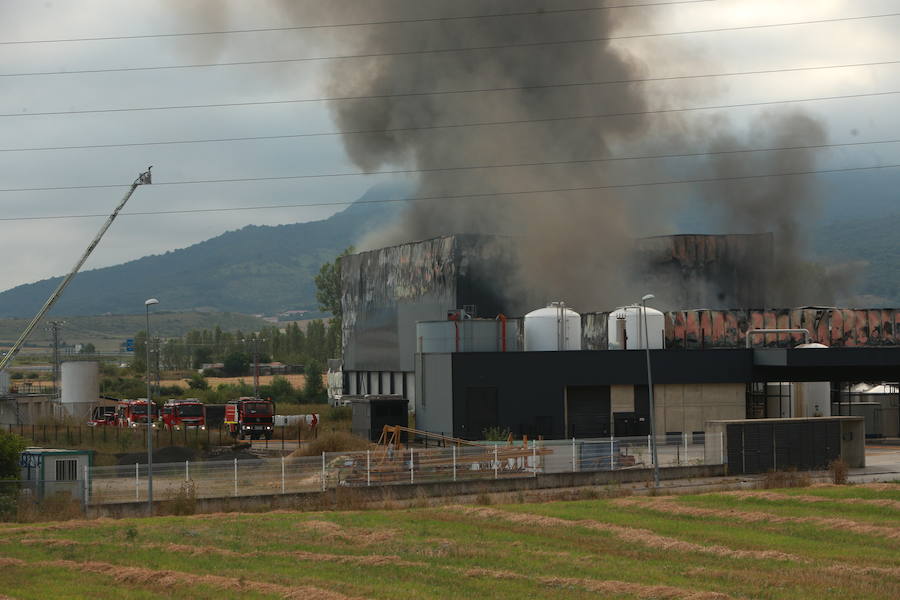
<box><xmin>641</xmin><ymin>293</ymin><xmax>660</xmax><ymax>488</ymax></box>
<box><xmin>145</xmin><ymin>298</ymin><xmax>159</xmax><ymax>514</ymax></box>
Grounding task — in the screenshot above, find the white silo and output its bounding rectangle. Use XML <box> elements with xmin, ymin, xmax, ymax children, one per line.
<box><xmin>524</xmin><ymin>302</ymin><xmax>582</xmax><ymax>351</ymax></box>
<box><xmin>792</xmin><ymin>343</ymin><xmax>831</xmax><ymax>417</ymax></box>
<box><xmin>607</xmin><ymin>305</ymin><xmax>665</xmax><ymax>350</ymax></box>
<box><xmin>0</xmin><ymin>370</ymin><xmax>8</xmax><ymax>395</ymax></box>
<box><xmin>61</xmin><ymin>361</ymin><xmax>100</xmax><ymax>420</ymax></box>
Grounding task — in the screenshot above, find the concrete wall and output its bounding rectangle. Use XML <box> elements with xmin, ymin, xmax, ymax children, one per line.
<box><xmin>416</xmin><ymin>354</ymin><xmax>452</xmax><ymax>434</ymax></box>
<box><xmin>88</xmin><ymin>463</ymin><xmax>725</xmax><ymax>519</ymax></box>
<box><xmin>655</xmin><ymin>383</ymin><xmax>745</xmax><ymax>435</ymax></box>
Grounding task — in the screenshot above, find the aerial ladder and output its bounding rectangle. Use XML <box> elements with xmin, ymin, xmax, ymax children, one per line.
<box><xmin>0</xmin><ymin>167</ymin><xmax>153</xmax><ymax>374</ymax></box>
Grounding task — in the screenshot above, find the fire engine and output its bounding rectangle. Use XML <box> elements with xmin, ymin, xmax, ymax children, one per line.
<box><xmin>225</xmin><ymin>397</ymin><xmax>275</xmax><ymax>440</ymax></box>
<box><xmin>115</xmin><ymin>399</ymin><xmax>158</xmax><ymax>428</ymax></box>
<box><xmin>161</xmin><ymin>399</ymin><xmax>206</xmax><ymax>430</ymax></box>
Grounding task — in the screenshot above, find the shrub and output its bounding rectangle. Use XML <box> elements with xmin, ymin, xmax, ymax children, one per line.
<box><xmin>828</xmin><ymin>458</ymin><xmax>849</xmax><ymax>485</ymax></box>
<box><xmin>760</xmin><ymin>469</ymin><xmax>811</xmax><ymax>489</ymax></box>
<box><xmin>291</xmin><ymin>431</ymin><xmax>370</xmax><ymax>456</ymax></box>
<box><xmin>482</xmin><ymin>426</ymin><xmax>511</xmax><ymax>442</ymax></box>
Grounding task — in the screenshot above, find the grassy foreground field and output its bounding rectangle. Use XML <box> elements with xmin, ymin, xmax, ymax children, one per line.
<box><xmin>0</xmin><ymin>484</ymin><xmax>897</xmax><ymax>599</ymax></box>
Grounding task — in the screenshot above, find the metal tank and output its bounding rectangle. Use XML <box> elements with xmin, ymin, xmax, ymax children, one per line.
<box><xmin>792</xmin><ymin>343</ymin><xmax>831</xmax><ymax>417</ymax></box>
<box><xmin>607</xmin><ymin>305</ymin><xmax>665</xmax><ymax>350</ymax></box>
<box><xmin>524</xmin><ymin>302</ymin><xmax>581</xmax><ymax>351</ymax></box>
<box><xmin>0</xmin><ymin>370</ymin><xmax>8</xmax><ymax>395</ymax></box>
<box><xmin>61</xmin><ymin>361</ymin><xmax>100</xmax><ymax>419</ymax></box>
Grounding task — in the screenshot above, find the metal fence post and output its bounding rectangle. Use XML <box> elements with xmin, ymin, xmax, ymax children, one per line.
<box><xmin>135</xmin><ymin>463</ymin><xmax>139</xmax><ymax>502</ymax></box>
<box><xmin>610</xmin><ymin>436</ymin><xmax>614</xmax><ymax>471</ymax></box>
<box><xmin>683</xmin><ymin>432</ymin><xmax>688</xmax><ymax>464</ymax></box>
<box><xmin>494</xmin><ymin>445</ymin><xmax>498</xmax><ymax>479</ymax></box>
<box><xmin>83</xmin><ymin>465</ymin><xmax>89</xmax><ymax>507</ymax></box>
<box><xmin>572</xmin><ymin>437</ymin><xmax>576</xmax><ymax>473</ymax></box>
<box><xmin>452</xmin><ymin>445</ymin><xmax>457</xmax><ymax>482</ymax></box>
<box><xmin>532</xmin><ymin>444</ymin><xmax>537</xmax><ymax>477</ymax></box>
<box><xmin>410</xmin><ymin>448</ymin><xmax>414</xmax><ymax>484</ymax></box>
<box><xmin>321</xmin><ymin>452</ymin><xmax>326</xmax><ymax>492</ymax></box>
<box><xmin>720</xmin><ymin>431</ymin><xmax>725</xmax><ymax>465</ymax></box>
<box><xmin>233</xmin><ymin>458</ymin><xmax>237</xmax><ymax>497</ymax></box>
<box><xmin>185</xmin><ymin>460</ymin><xmax>189</xmax><ymax>482</ymax></box>
<box><xmin>366</xmin><ymin>450</ymin><xmax>371</xmax><ymax>487</ymax></box>
<box><xmin>281</xmin><ymin>455</ymin><xmax>285</xmax><ymax>494</ymax></box>
<box><xmin>647</xmin><ymin>434</ymin><xmax>652</xmax><ymax>467</ymax></box>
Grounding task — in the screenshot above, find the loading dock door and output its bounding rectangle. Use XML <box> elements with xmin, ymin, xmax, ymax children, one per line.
<box><xmin>463</xmin><ymin>387</ymin><xmax>499</xmax><ymax>439</ymax></box>
<box><xmin>566</xmin><ymin>386</ymin><xmax>611</xmax><ymax>438</ymax></box>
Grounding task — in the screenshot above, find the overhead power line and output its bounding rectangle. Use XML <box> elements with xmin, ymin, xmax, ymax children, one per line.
<box><xmin>2</xmin><ymin>89</ymin><xmax>897</xmax><ymax>153</ymax></box>
<box><xmin>0</xmin><ymin>1</ymin><xmax>715</xmax><ymax>45</ymax></box>
<box><xmin>1</xmin><ymin>162</ymin><xmax>898</xmax><ymax>223</ymax></box>
<box><xmin>4</xmin><ymin>58</ymin><xmax>898</xmax><ymax>119</ymax></box>
<box><xmin>2</xmin><ymin>137</ymin><xmax>899</xmax><ymax>193</ymax></box>
<box><xmin>2</xmin><ymin>11</ymin><xmax>898</xmax><ymax>78</ymax></box>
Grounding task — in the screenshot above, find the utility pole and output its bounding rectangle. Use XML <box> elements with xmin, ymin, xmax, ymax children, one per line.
<box><xmin>154</xmin><ymin>338</ymin><xmax>161</xmax><ymax>397</ymax></box>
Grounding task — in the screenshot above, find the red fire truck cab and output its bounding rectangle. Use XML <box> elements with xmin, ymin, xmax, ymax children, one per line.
<box><xmin>115</xmin><ymin>399</ymin><xmax>159</xmax><ymax>428</ymax></box>
<box><xmin>225</xmin><ymin>397</ymin><xmax>275</xmax><ymax>440</ymax></box>
<box><xmin>161</xmin><ymin>399</ymin><xmax>206</xmax><ymax>430</ymax></box>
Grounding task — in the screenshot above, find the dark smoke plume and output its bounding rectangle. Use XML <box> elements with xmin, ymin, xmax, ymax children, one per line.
<box><xmin>174</xmin><ymin>0</ymin><xmax>850</xmax><ymax>310</ymax></box>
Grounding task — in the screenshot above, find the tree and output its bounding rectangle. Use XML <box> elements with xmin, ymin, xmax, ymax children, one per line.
<box><xmin>0</xmin><ymin>431</ymin><xmax>26</xmax><ymax>479</ymax></box>
<box><xmin>79</xmin><ymin>343</ymin><xmax>96</xmax><ymax>354</ymax></box>
<box><xmin>303</xmin><ymin>359</ymin><xmax>326</xmax><ymax>403</ymax></box>
<box><xmin>223</xmin><ymin>352</ymin><xmax>250</xmax><ymax>377</ymax></box>
<box><xmin>188</xmin><ymin>373</ymin><xmax>209</xmax><ymax>391</ymax></box>
<box><xmin>315</xmin><ymin>247</ymin><xmax>354</xmax><ymax>318</ymax></box>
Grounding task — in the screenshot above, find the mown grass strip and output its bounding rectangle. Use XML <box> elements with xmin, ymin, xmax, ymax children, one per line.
<box><xmin>512</xmin><ymin>498</ymin><xmax>900</xmax><ymax>567</ymax></box>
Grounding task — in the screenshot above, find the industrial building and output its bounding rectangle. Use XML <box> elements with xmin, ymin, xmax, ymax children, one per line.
<box><xmin>341</xmin><ymin>234</ymin><xmax>900</xmax><ymax>442</ymax></box>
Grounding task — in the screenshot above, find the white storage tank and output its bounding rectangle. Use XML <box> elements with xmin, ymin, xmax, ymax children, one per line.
<box><xmin>792</xmin><ymin>343</ymin><xmax>831</xmax><ymax>417</ymax></box>
<box><xmin>607</xmin><ymin>305</ymin><xmax>665</xmax><ymax>350</ymax></box>
<box><xmin>0</xmin><ymin>369</ymin><xmax>9</xmax><ymax>395</ymax></box>
<box><xmin>524</xmin><ymin>302</ymin><xmax>581</xmax><ymax>351</ymax></box>
<box><xmin>61</xmin><ymin>361</ymin><xmax>100</xmax><ymax>419</ymax></box>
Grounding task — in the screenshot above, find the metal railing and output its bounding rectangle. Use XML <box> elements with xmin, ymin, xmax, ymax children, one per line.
<box><xmin>82</xmin><ymin>433</ymin><xmax>722</xmax><ymax>505</ymax></box>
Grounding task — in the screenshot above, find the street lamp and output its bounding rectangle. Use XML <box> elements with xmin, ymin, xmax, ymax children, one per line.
<box><xmin>641</xmin><ymin>293</ymin><xmax>660</xmax><ymax>488</ymax></box>
<box><xmin>145</xmin><ymin>298</ymin><xmax>159</xmax><ymax>514</ymax></box>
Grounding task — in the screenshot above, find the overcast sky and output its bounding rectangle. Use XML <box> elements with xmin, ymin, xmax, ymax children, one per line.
<box><xmin>0</xmin><ymin>0</ymin><xmax>898</xmax><ymax>295</ymax></box>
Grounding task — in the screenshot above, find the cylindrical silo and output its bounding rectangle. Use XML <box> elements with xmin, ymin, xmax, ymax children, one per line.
<box><xmin>524</xmin><ymin>302</ymin><xmax>581</xmax><ymax>351</ymax></box>
<box><xmin>61</xmin><ymin>361</ymin><xmax>100</xmax><ymax>420</ymax></box>
<box><xmin>607</xmin><ymin>306</ymin><xmax>665</xmax><ymax>350</ymax></box>
<box><xmin>792</xmin><ymin>343</ymin><xmax>831</xmax><ymax>417</ymax></box>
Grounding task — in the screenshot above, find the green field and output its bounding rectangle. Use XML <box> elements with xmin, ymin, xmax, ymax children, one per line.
<box><xmin>1</xmin><ymin>484</ymin><xmax>898</xmax><ymax>599</ymax></box>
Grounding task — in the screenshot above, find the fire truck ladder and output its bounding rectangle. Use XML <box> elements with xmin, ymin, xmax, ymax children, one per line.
<box><xmin>0</xmin><ymin>168</ymin><xmax>152</xmax><ymax>374</ymax></box>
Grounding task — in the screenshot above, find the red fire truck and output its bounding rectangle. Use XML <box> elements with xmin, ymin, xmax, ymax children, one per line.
<box><xmin>115</xmin><ymin>399</ymin><xmax>159</xmax><ymax>428</ymax></box>
<box><xmin>225</xmin><ymin>397</ymin><xmax>275</xmax><ymax>440</ymax></box>
<box><xmin>161</xmin><ymin>399</ymin><xmax>206</xmax><ymax>431</ymax></box>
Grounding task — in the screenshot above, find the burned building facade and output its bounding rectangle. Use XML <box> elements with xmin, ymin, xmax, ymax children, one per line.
<box><xmin>635</xmin><ymin>233</ymin><xmax>774</xmax><ymax>309</ymax></box>
<box><xmin>340</xmin><ymin>234</ymin><xmax>517</xmax><ymax>402</ymax></box>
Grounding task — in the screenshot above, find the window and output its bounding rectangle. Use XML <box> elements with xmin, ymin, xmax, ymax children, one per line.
<box><xmin>55</xmin><ymin>459</ymin><xmax>78</xmax><ymax>481</ymax></box>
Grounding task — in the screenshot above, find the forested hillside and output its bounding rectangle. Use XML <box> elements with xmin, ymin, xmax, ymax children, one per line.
<box><xmin>0</xmin><ymin>185</ymin><xmax>402</xmax><ymax>318</ymax></box>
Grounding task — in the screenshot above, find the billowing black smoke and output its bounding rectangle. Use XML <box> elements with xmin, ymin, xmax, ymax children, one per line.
<box><xmin>174</xmin><ymin>0</ymin><xmax>851</xmax><ymax>310</ymax></box>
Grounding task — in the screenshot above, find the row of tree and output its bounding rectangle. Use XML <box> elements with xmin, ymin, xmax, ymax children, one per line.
<box><xmin>130</xmin><ymin>319</ymin><xmax>340</xmax><ymax>375</ymax></box>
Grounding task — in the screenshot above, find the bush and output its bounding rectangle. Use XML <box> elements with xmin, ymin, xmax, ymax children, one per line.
<box><xmin>760</xmin><ymin>469</ymin><xmax>811</xmax><ymax>489</ymax></box>
<box><xmin>0</xmin><ymin>431</ymin><xmax>27</xmax><ymax>479</ymax></box>
<box><xmin>482</xmin><ymin>426</ymin><xmax>511</xmax><ymax>442</ymax></box>
<box><xmin>10</xmin><ymin>372</ymin><xmax>23</xmax><ymax>380</ymax></box>
<box><xmin>828</xmin><ymin>458</ymin><xmax>849</xmax><ymax>485</ymax></box>
<box><xmin>291</xmin><ymin>432</ymin><xmax>370</xmax><ymax>456</ymax></box>
<box><xmin>325</xmin><ymin>406</ymin><xmax>351</xmax><ymax>422</ymax></box>
<box><xmin>188</xmin><ymin>373</ymin><xmax>209</xmax><ymax>391</ymax></box>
